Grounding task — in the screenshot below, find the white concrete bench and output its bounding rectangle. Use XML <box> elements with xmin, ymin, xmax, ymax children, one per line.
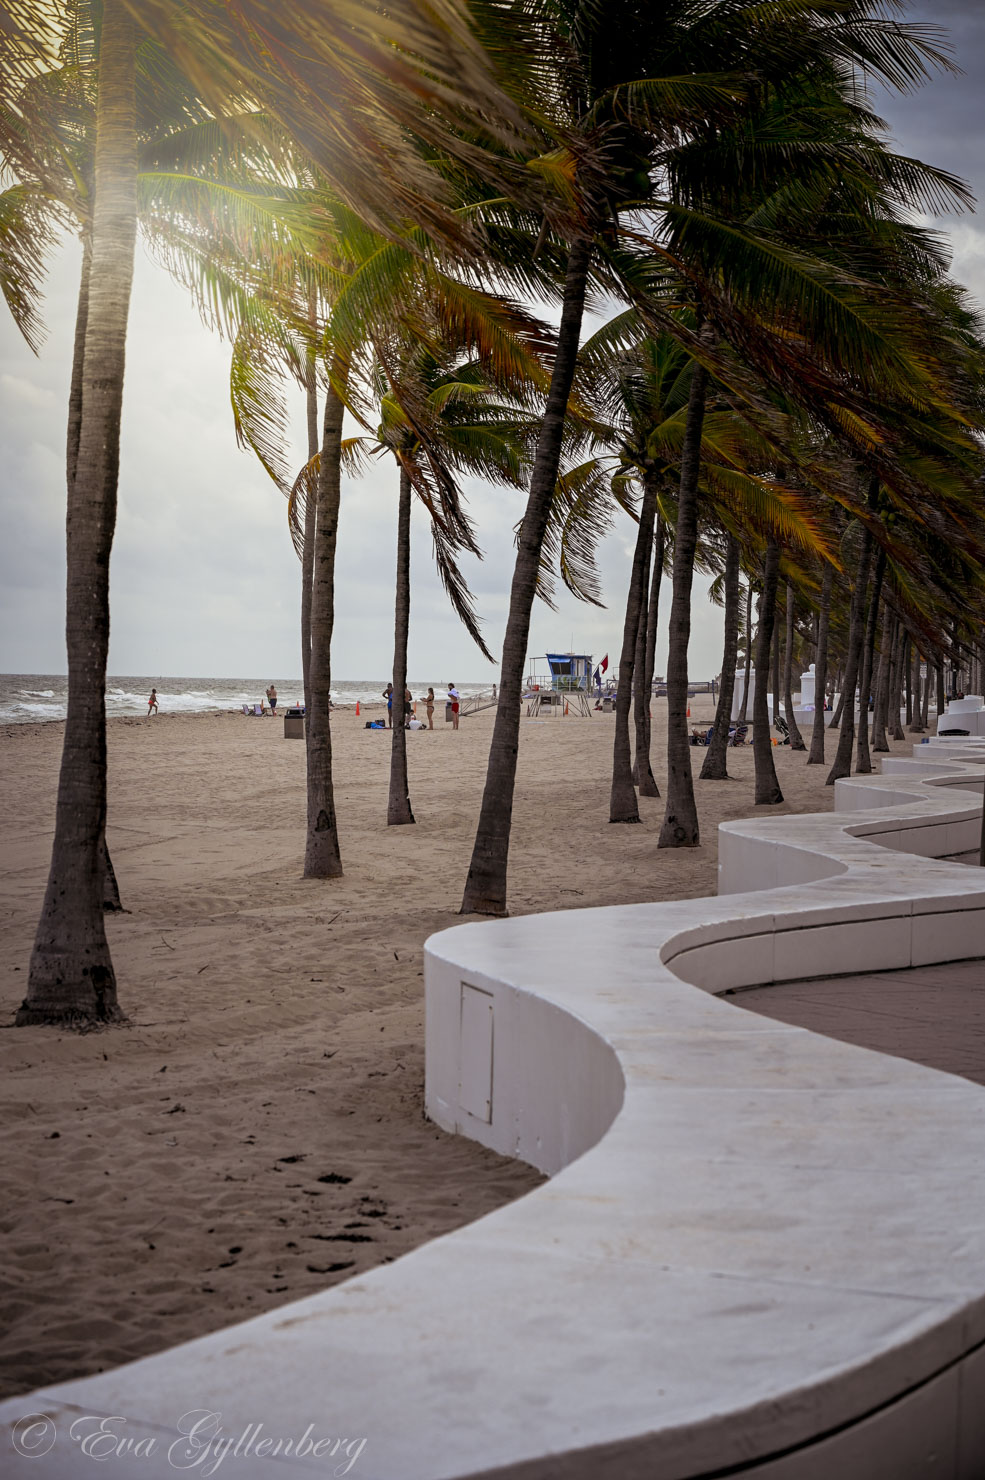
<box><xmin>4</xmin><ymin>761</ymin><xmax>985</xmax><ymax>1478</ymax></box>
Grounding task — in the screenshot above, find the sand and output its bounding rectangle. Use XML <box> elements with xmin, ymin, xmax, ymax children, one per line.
<box><xmin>0</xmin><ymin>698</ymin><xmax>921</xmax><ymax>1398</ymax></box>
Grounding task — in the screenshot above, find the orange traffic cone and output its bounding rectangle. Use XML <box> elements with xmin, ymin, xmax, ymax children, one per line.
<box><xmin>686</xmin><ymin>705</ymin><xmax>691</xmax><ymax>717</ymax></box>
<box><xmin>355</xmin><ymin>701</ymin><xmax>360</xmax><ymax>716</ymax></box>
<box><xmin>564</xmin><ymin>701</ymin><xmax>569</xmax><ymax>716</ymax></box>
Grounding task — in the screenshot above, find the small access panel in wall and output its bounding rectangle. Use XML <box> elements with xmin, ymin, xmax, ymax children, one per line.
<box><xmin>459</xmin><ymin>983</ymin><xmax>494</xmax><ymax>1123</ymax></box>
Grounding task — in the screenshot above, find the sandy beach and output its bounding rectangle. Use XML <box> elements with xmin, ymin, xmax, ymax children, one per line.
<box><xmin>0</xmin><ymin>698</ymin><xmax>921</xmax><ymax>1398</ymax></box>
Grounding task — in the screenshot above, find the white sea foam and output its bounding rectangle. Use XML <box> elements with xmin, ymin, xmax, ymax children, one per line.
<box><xmin>1</xmin><ymin>676</ymin><xmax>496</xmax><ymax>724</ymax></box>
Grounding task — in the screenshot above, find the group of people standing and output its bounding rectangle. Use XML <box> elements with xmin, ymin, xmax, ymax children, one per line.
<box><xmin>382</xmin><ymin>683</ymin><xmax>460</xmax><ymax>730</ymax></box>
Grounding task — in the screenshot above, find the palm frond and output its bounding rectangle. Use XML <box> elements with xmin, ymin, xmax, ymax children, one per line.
<box><xmin>0</xmin><ymin>181</ymin><xmax>54</xmax><ymax>350</ymax></box>
<box><xmin>538</xmin><ymin>459</ymin><xmax>614</xmax><ymax>608</ymax></box>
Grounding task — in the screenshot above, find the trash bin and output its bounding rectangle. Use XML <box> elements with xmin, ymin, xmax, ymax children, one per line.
<box><xmin>283</xmin><ymin>709</ymin><xmax>305</xmax><ymax>739</ymax></box>
<box><xmin>445</xmin><ymin>702</ymin><xmax>453</xmax><ymax>723</ymax></box>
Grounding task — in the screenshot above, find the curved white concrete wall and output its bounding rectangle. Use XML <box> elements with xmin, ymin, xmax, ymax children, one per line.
<box><xmin>4</xmin><ymin>760</ymin><xmax>985</xmax><ymax>1479</ymax></box>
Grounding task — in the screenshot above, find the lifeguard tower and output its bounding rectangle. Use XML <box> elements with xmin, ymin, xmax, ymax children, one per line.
<box><xmin>524</xmin><ymin>652</ymin><xmax>595</xmax><ymax>717</ymax></box>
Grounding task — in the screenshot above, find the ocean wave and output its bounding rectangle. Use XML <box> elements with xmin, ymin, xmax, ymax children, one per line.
<box><xmin>1</xmin><ymin>677</ymin><xmax>496</xmax><ymax>723</ymax></box>
<box><xmin>1</xmin><ymin>701</ymin><xmax>67</xmax><ymax>722</ymax></box>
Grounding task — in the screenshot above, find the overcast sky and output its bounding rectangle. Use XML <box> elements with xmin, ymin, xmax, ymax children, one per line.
<box><xmin>1</xmin><ymin>2</ymin><xmax>983</xmax><ymax>682</ymax></box>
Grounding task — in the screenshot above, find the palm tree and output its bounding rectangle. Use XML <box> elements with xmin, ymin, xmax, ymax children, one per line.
<box><xmin>636</xmin><ymin>515</ymin><xmax>666</xmax><ymax>796</ymax></box>
<box><xmin>18</xmin><ymin>0</ymin><xmax>136</xmax><ymax>1025</ymax></box>
<box><xmin>610</xmin><ymin>464</ymin><xmax>659</xmax><ymax>823</ymax></box>
<box><xmin>570</xmin><ymin>322</ymin><xmax>690</xmax><ymax>822</ymax></box>
<box><xmin>5</xmin><ymin>6</ymin><xmax>327</xmax><ymax>1015</ymax></box>
<box><xmin>782</xmin><ymin>584</ymin><xmax>807</xmax><ymax>750</ymax></box>
<box><xmin>1</xmin><ymin>5</ymin><xmax>227</xmax><ymax>921</ymax></box>
<box><xmin>855</xmin><ymin>544</ymin><xmax>887</xmax><ymax>771</ymax></box>
<box><xmin>737</xmin><ymin>576</ymin><xmax>753</xmax><ymax>725</ymax></box>
<box><xmin>752</xmin><ymin>539</ymin><xmax>784</xmax><ymax>805</ymax></box>
<box><xmin>6</xmin><ymin>0</ymin><xmax>539</xmax><ymax>1018</ymax></box>
<box><xmin>807</xmin><ymin>563</ymin><xmax>834</xmax><ymax>764</ymax></box>
<box><xmin>459</xmin><ymin>0</ymin><xmax>852</xmax><ymax>909</ymax></box>
<box><xmin>648</xmin><ymin>40</ymin><xmax>980</xmax><ymax>834</ymax></box>
<box><xmin>353</xmin><ymin>350</ymin><xmax>533</xmax><ymax>825</ymax></box>
<box><xmin>826</xmin><ymin>493</ymin><xmax>876</xmax><ymax>784</ymax></box>
<box><xmin>699</xmin><ymin>532</ymin><xmax>741</xmax><ymax>781</ymax></box>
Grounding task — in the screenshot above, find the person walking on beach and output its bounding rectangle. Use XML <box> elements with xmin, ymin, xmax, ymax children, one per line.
<box><xmin>266</xmin><ymin>684</ymin><xmax>277</xmax><ymax>714</ymax></box>
<box><xmin>448</xmin><ymin>682</ymin><xmax>460</xmax><ymax>730</ymax></box>
<box><xmin>425</xmin><ymin>687</ymin><xmax>435</xmax><ymax>729</ymax></box>
<box><xmin>383</xmin><ymin>683</ymin><xmax>393</xmax><ymax>727</ymax></box>
<box><xmin>147</xmin><ymin>688</ymin><xmax>159</xmax><ymax>716</ymax></box>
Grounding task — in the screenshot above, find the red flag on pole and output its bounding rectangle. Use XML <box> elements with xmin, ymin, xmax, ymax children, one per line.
<box><xmin>600</xmin><ymin>654</ymin><xmax>609</xmax><ymax>673</ymax></box>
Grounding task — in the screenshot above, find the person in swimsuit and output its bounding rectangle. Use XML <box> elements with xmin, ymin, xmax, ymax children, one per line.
<box><xmin>383</xmin><ymin>683</ymin><xmax>393</xmax><ymax>727</ymax></box>
<box><xmin>425</xmin><ymin>687</ymin><xmax>435</xmax><ymax>729</ymax></box>
<box><xmin>148</xmin><ymin>688</ymin><xmax>159</xmax><ymax>716</ymax></box>
<box><xmin>266</xmin><ymin>684</ymin><xmax>277</xmax><ymax>714</ymax></box>
<box><xmin>448</xmin><ymin>682</ymin><xmax>460</xmax><ymax>730</ymax></box>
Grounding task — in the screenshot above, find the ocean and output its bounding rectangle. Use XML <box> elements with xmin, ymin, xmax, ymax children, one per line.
<box><xmin>0</xmin><ymin>676</ymin><xmax>496</xmax><ymax>725</ymax></box>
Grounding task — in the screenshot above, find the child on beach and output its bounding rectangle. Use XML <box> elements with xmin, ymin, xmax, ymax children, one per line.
<box><xmin>148</xmin><ymin>688</ymin><xmax>159</xmax><ymax>716</ymax></box>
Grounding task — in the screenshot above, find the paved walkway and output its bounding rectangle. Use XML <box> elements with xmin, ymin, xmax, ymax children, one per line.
<box><xmin>734</xmin><ymin>959</ymin><xmax>985</xmax><ymax>1086</ymax></box>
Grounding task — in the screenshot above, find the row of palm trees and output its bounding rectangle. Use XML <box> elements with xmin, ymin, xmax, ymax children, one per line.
<box><xmin>4</xmin><ymin>0</ymin><xmax>985</xmax><ymax>1026</ymax></box>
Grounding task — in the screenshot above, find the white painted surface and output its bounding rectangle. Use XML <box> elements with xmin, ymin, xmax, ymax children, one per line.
<box><xmin>4</xmin><ymin>764</ymin><xmax>985</xmax><ymax>1479</ymax></box>
<box><xmin>937</xmin><ymin>697</ymin><xmax>985</xmax><ymax>736</ymax></box>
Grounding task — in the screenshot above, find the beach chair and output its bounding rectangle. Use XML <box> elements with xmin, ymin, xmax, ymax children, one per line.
<box><xmin>774</xmin><ymin>714</ymin><xmax>790</xmax><ymax>745</ymax></box>
<box><xmin>252</xmin><ymin>703</ymin><xmax>265</xmax><ymax>717</ymax></box>
<box><xmin>728</xmin><ymin>724</ymin><xmax>748</xmax><ymax>746</ymax></box>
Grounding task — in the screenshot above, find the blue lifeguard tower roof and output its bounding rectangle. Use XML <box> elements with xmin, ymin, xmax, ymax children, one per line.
<box><xmin>544</xmin><ymin>653</ymin><xmax>593</xmax><ymax>691</ymax></box>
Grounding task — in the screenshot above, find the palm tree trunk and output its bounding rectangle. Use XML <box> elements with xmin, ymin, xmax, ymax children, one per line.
<box><xmin>461</xmin><ymin>238</ymin><xmax>592</xmax><ymax>914</ymax></box>
<box><xmin>20</xmin><ymin>0</ymin><xmax>135</xmax><ymax>1027</ymax></box>
<box><xmin>871</xmin><ymin>608</ymin><xmax>893</xmax><ymax>753</ymax></box>
<box><xmin>904</xmin><ymin>635</ymin><xmax>913</xmax><ymax>725</ymax></box>
<box><xmin>657</xmin><ymin>356</ymin><xmax>709</xmax><ymax>850</ymax></box>
<box><xmin>807</xmin><ymin>564</ymin><xmax>833</xmax><ymax>764</ymax></box>
<box><xmin>829</xmin><ymin>649</ymin><xmax>846</xmax><ymax>728</ymax></box>
<box><xmin>611</xmin><ymin>472</ymin><xmax>658</xmax><ymax>821</ymax></box>
<box><xmin>936</xmin><ymin>660</ymin><xmax>946</xmax><ymax>721</ymax></box>
<box><xmin>826</xmin><ymin>519</ymin><xmax>874</xmax><ymax>784</ymax></box>
<box><xmin>782</xmin><ymin>583</ymin><xmax>805</xmax><ymax>750</ymax></box>
<box><xmin>753</xmin><ymin>540</ymin><xmax>783</xmax><ymax>804</ymax></box>
<box><xmin>387</xmin><ymin>463</ymin><xmax>415</xmax><ymax>826</ymax></box>
<box><xmin>771</xmin><ymin>615</ymin><xmax>781</xmax><ymax>728</ymax></box>
<box><xmin>737</xmin><ymin>578</ymin><xmax>753</xmax><ymax>724</ymax></box>
<box><xmin>636</xmin><ymin>516</ymin><xmax>664</xmax><ymax>797</ymax></box>
<box><xmin>854</xmin><ymin>546</ymin><xmax>885</xmax><ymax>773</ymax></box>
<box><xmin>301</xmin><ymin>292</ymin><xmax>319</xmax><ymax>714</ymax></box>
<box><xmin>890</xmin><ymin>626</ymin><xmax>907</xmax><ymax>740</ymax></box>
<box><xmin>700</xmin><ymin>533</ymin><xmax>740</xmax><ymax>780</ymax></box>
<box><xmin>908</xmin><ymin>644</ymin><xmax>925</xmax><ymax>732</ymax></box>
<box><xmin>68</xmin><ymin>236</ymin><xmax>123</xmax><ymax>913</ymax></box>
<box><xmin>630</xmin><ymin>524</ymin><xmax>652</xmax><ymax>789</ymax></box>
<box><xmin>829</xmin><ymin>683</ymin><xmax>844</xmax><ymax>728</ymax></box>
<box><xmin>303</xmin><ymin>373</ymin><xmax>346</xmax><ymax>878</ymax></box>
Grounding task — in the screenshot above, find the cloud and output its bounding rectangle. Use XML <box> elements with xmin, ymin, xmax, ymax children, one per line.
<box><xmin>0</xmin><ymin>373</ymin><xmax>57</xmax><ymax>409</ymax></box>
<box><xmin>1</xmin><ymin>16</ymin><xmax>982</xmax><ymax>682</ymax></box>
